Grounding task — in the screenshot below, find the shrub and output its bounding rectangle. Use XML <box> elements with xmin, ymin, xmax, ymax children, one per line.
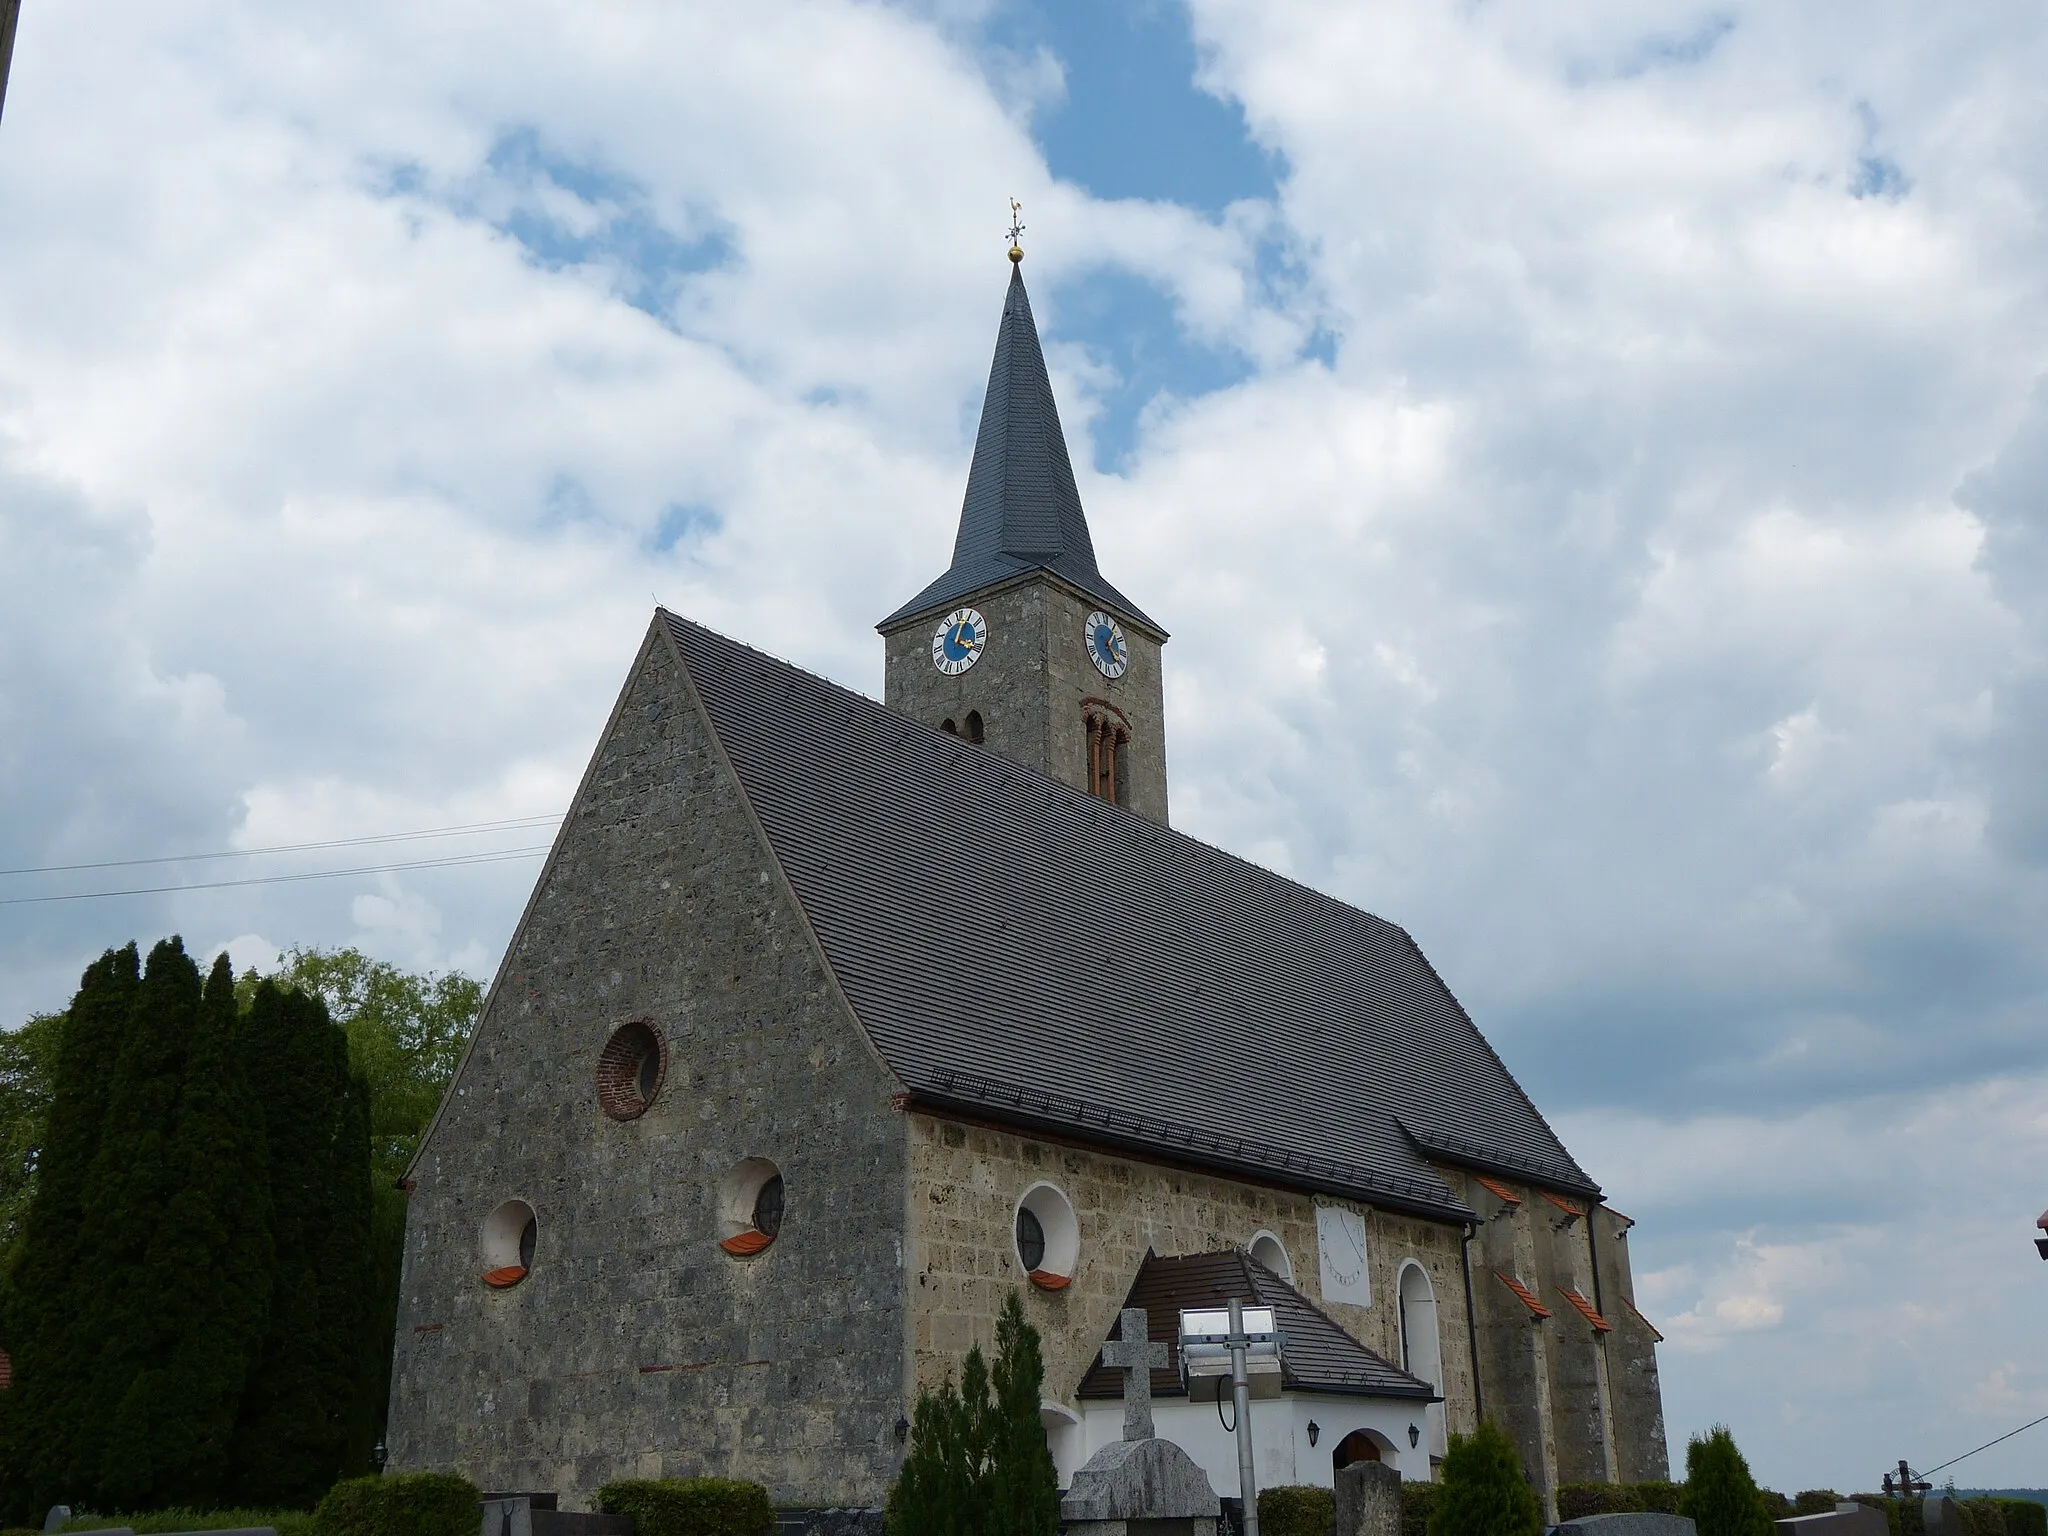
<box><xmin>1398</xmin><ymin>1481</ymin><xmax>1437</xmax><ymax>1536</ymax></box>
<box><xmin>1760</xmin><ymin>1490</ymin><xmax>1794</xmax><ymax>1521</ymax></box>
<box><xmin>598</xmin><ymin>1479</ymin><xmax>776</xmax><ymax>1536</ymax></box>
<box><xmin>1679</xmin><ymin>1427</ymin><xmax>1772</xmax><ymax>1536</ymax></box>
<box><xmin>1637</xmin><ymin>1483</ymin><xmax>1685</xmax><ymax>1515</ymax></box>
<box><xmin>1558</xmin><ymin>1484</ymin><xmax>1638</xmax><ymax>1519</ymax></box>
<box><xmin>61</xmin><ymin>1510</ymin><xmax>317</xmax><ymax>1536</ymax></box>
<box><xmin>1995</xmin><ymin>1501</ymin><xmax>2047</xmax><ymax>1536</ymax></box>
<box><xmin>1427</xmin><ymin>1421</ymin><xmax>1541</xmax><ymax>1536</ymax></box>
<box><xmin>313</xmin><ymin>1473</ymin><xmax>479</xmax><ymax>1536</ymax></box>
<box><xmin>1795</xmin><ymin>1493</ymin><xmax>1843</xmax><ymax>1517</ymax></box>
<box><xmin>1259</xmin><ymin>1486</ymin><xmax>1334</xmax><ymax>1536</ymax></box>
<box><xmin>1957</xmin><ymin>1500</ymin><xmax>2009</xmax><ymax>1536</ymax></box>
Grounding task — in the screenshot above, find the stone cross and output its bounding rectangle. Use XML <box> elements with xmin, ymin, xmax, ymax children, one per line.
<box><xmin>1100</xmin><ymin>1306</ymin><xmax>1169</xmax><ymax>1441</ymax></box>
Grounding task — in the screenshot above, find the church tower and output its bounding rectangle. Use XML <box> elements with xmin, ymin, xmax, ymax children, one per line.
<box><xmin>878</xmin><ymin>253</ymin><xmax>1170</xmax><ymax>823</ymax></box>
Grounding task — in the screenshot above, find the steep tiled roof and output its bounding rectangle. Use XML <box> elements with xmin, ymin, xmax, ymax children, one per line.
<box><xmin>665</xmin><ymin>612</ymin><xmax>1600</xmax><ymax>1217</ymax></box>
<box><xmin>1075</xmin><ymin>1250</ymin><xmax>1436</xmax><ymax>1402</ymax></box>
<box><xmin>1622</xmin><ymin>1297</ymin><xmax>1664</xmax><ymax>1343</ymax></box>
<box><xmin>878</xmin><ymin>264</ymin><xmax>1161</xmax><ymax>634</ymax></box>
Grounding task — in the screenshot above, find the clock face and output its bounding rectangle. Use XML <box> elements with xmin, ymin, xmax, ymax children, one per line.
<box><xmin>930</xmin><ymin>607</ymin><xmax>988</xmax><ymax>675</ymax></box>
<box><xmin>1084</xmin><ymin>611</ymin><xmax>1129</xmax><ymax>679</ymax></box>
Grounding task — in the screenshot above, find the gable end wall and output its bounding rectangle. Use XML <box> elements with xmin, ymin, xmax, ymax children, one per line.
<box><xmin>387</xmin><ymin>624</ymin><xmax>910</xmax><ymax>1508</ymax></box>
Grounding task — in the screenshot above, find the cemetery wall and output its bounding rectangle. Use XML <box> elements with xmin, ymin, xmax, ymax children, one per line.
<box><xmin>904</xmin><ymin>1113</ymin><xmax>1477</xmax><ymax>1441</ymax></box>
<box><xmin>387</xmin><ymin>626</ymin><xmax>910</xmax><ymax>1510</ymax></box>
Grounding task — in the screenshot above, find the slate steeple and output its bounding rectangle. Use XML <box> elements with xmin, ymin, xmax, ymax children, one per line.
<box><xmin>878</xmin><ymin>260</ymin><xmax>1160</xmax><ymax>633</ymax></box>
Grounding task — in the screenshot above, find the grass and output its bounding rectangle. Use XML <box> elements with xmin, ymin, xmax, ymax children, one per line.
<box><xmin>58</xmin><ymin>1510</ymin><xmax>317</xmax><ymax>1536</ymax></box>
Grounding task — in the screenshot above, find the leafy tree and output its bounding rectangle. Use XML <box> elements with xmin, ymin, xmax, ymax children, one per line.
<box><xmin>987</xmin><ymin>1292</ymin><xmax>1058</xmax><ymax>1536</ymax></box>
<box><xmin>1427</xmin><ymin>1420</ymin><xmax>1542</xmax><ymax>1536</ymax></box>
<box><xmin>258</xmin><ymin>948</ymin><xmax>479</xmax><ymax>1186</ymax></box>
<box><xmin>0</xmin><ymin>1010</ymin><xmax>64</xmax><ymax>1272</ymax></box>
<box><xmin>0</xmin><ymin>944</ymin><xmax>140</xmax><ymax>1519</ymax></box>
<box><xmin>1679</xmin><ymin>1426</ymin><xmax>1773</xmax><ymax>1536</ymax></box>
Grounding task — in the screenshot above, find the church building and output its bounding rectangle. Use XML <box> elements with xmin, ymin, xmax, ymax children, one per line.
<box><xmin>386</xmin><ymin>250</ymin><xmax>1669</xmax><ymax>1519</ymax></box>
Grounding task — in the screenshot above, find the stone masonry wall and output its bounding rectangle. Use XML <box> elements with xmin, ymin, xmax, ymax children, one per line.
<box><xmin>387</xmin><ymin>624</ymin><xmax>910</xmax><ymax>1509</ymax></box>
<box><xmin>904</xmin><ymin>1113</ymin><xmax>1475</xmax><ymax>1439</ymax></box>
<box><xmin>1447</xmin><ymin>1169</ymin><xmax>1669</xmax><ymax>1513</ymax></box>
<box><xmin>881</xmin><ymin>575</ymin><xmax>1169</xmax><ymax>824</ymax></box>
<box><xmin>1591</xmin><ymin>1208</ymin><xmax>1670</xmax><ymax>1483</ymax></box>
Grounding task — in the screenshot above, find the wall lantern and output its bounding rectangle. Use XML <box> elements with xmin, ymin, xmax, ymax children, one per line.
<box><xmin>1408</xmin><ymin>1424</ymin><xmax>1422</xmax><ymax>1449</ymax></box>
<box><xmin>1306</xmin><ymin>1421</ymin><xmax>1319</xmax><ymax>1447</ymax></box>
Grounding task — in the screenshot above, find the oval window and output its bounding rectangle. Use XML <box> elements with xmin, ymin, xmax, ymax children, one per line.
<box><xmin>481</xmin><ymin>1198</ymin><xmax>537</xmax><ymax>1289</ymax></box>
<box><xmin>718</xmin><ymin>1157</ymin><xmax>785</xmax><ymax>1257</ymax></box>
<box><xmin>1014</xmin><ymin>1183</ymin><xmax>1078</xmax><ymax>1290</ymax></box>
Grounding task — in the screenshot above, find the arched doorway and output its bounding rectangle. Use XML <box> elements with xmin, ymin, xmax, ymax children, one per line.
<box><xmin>1332</xmin><ymin>1429</ymin><xmax>1385</xmax><ymax>1471</ymax></box>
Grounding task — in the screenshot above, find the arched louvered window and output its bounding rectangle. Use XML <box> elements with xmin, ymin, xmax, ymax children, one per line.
<box><xmin>1083</xmin><ymin>701</ymin><xmax>1131</xmax><ymax>805</ymax></box>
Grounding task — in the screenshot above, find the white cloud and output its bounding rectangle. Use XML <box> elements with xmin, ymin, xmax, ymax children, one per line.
<box><xmin>4</xmin><ymin>0</ymin><xmax>2048</xmax><ymax>1495</ymax></box>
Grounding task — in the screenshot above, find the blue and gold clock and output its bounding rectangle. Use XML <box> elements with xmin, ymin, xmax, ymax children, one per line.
<box><xmin>930</xmin><ymin>607</ymin><xmax>988</xmax><ymax>675</ymax></box>
<box><xmin>1084</xmin><ymin>611</ymin><xmax>1128</xmax><ymax>679</ymax></box>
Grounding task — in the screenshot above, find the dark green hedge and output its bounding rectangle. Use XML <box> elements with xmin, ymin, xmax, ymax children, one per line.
<box><xmin>1259</xmin><ymin>1485</ymin><xmax>1334</xmax><ymax>1536</ymax></box>
<box><xmin>598</xmin><ymin>1479</ymin><xmax>775</xmax><ymax>1536</ymax></box>
<box><xmin>1994</xmin><ymin>1499</ymin><xmax>2048</xmax><ymax>1536</ymax></box>
<box><xmin>1398</xmin><ymin>1481</ymin><xmax>1437</xmax><ymax>1536</ymax></box>
<box><xmin>312</xmin><ymin>1474</ymin><xmax>479</xmax><ymax>1536</ymax></box>
<box><xmin>1556</xmin><ymin>1483</ymin><xmax>1683</xmax><ymax>1519</ymax></box>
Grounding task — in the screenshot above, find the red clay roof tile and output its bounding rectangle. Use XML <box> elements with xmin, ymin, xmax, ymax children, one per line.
<box><xmin>1473</xmin><ymin>1174</ymin><xmax>1522</xmax><ymax>1207</ymax></box>
<box><xmin>1539</xmin><ymin>1190</ymin><xmax>1586</xmax><ymax>1217</ymax></box>
<box><xmin>1556</xmin><ymin>1288</ymin><xmax>1612</xmax><ymax>1333</ymax></box>
<box><xmin>482</xmin><ymin>1265</ymin><xmax>528</xmax><ymax>1289</ymax></box>
<box><xmin>719</xmin><ymin>1229</ymin><xmax>775</xmax><ymax>1256</ymax></box>
<box><xmin>1494</xmin><ymin>1272</ymin><xmax>1551</xmax><ymax>1318</ymax></box>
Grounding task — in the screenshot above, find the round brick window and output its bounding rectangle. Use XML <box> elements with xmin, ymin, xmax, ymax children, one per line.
<box><xmin>482</xmin><ymin>1198</ymin><xmax>537</xmax><ymax>1289</ymax></box>
<box><xmin>596</xmin><ymin>1019</ymin><xmax>666</xmax><ymax>1121</ymax></box>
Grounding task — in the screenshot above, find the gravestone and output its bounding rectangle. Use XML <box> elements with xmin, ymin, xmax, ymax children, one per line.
<box><xmin>1061</xmin><ymin>1310</ymin><xmax>1221</xmax><ymax>1536</ymax></box>
<box><xmin>1549</xmin><ymin>1516</ymin><xmax>1696</xmax><ymax>1536</ymax></box>
<box><xmin>43</xmin><ymin>1509</ymin><xmax>71</xmax><ymax>1534</ymax></box>
<box><xmin>479</xmin><ymin>1494</ymin><xmax>632</xmax><ymax>1536</ymax></box>
<box><xmin>1332</xmin><ymin>1461</ymin><xmax>1400</xmax><ymax>1536</ymax></box>
<box><xmin>1775</xmin><ymin>1504</ymin><xmax>1888</xmax><ymax>1535</ymax></box>
<box><xmin>1922</xmin><ymin>1495</ymin><xmax>1959</xmax><ymax>1536</ymax></box>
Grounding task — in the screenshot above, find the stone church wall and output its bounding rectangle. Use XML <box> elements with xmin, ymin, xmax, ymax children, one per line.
<box><xmin>881</xmin><ymin>575</ymin><xmax>1170</xmax><ymax>824</ymax></box>
<box><xmin>1444</xmin><ymin>1169</ymin><xmax>1669</xmax><ymax>1520</ymax></box>
<box><xmin>387</xmin><ymin>626</ymin><xmax>911</xmax><ymax>1509</ymax></box>
<box><xmin>904</xmin><ymin>1112</ymin><xmax>1477</xmax><ymax>1444</ymax></box>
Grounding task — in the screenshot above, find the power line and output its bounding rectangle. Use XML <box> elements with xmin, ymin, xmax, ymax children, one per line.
<box><xmin>1921</xmin><ymin>1410</ymin><xmax>2048</xmax><ymax>1480</ymax></box>
<box><xmin>0</xmin><ymin>845</ymin><xmax>554</xmax><ymax>906</ymax></box>
<box><xmin>0</xmin><ymin>814</ymin><xmax>563</xmax><ymax>877</ymax></box>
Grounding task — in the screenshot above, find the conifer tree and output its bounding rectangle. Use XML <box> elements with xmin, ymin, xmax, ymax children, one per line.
<box><xmin>72</xmin><ymin>936</ymin><xmax>206</xmax><ymax>1505</ymax></box>
<box><xmin>321</xmin><ymin>1060</ymin><xmax>379</xmax><ymax>1478</ymax></box>
<box><xmin>1679</xmin><ymin>1426</ymin><xmax>1773</xmax><ymax>1536</ymax></box>
<box><xmin>888</xmin><ymin>1372</ymin><xmax>979</xmax><ymax>1536</ymax></box>
<box><xmin>233</xmin><ymin>981</ymin><xmax>348</xmax><ymax>1504</ymax></box>
<box><xmin>97</xmin><ymin>953</ymin><xmax>274</xmax><ymax>1507</ymax></box>
<box><xmin>988</xmin><ymin>1292</ymin><xmax>1058</xmax><ymax>1536</ymax></box>
<box><xmin>0</xmin><ymin>944</ymin><xmax>140</xmax><ymax>1520</ymax></box>
<box><xmin>1427</xmin><ymin>1420</ymin><xmax>1542</xmax><ymax>1536</ymax></box>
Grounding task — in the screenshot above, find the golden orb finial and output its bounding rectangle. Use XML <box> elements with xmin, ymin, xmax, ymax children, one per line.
<box><xmin>1007</xmin><ymin>198</ymin><xmax>1025</xmax><ymax>263</ymax></box>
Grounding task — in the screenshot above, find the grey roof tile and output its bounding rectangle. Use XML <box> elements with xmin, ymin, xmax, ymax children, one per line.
<box><xmin>879</xmin><ymin>265</ymin><xmax>1162</xmax><ymax>634</ymax></box>
<box><xmin>665</xmin><ymin>612</ymin><xmax>1597</xmax><ymax>1217</ymax></box>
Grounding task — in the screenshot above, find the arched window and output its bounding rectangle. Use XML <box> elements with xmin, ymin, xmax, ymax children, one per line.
<box><xmin>1332</xmin><ymin>1429</ymin><xmax>1385</xmax><ymax>1470</ymax></box>
<box><xmin>1399</xmin><ymin>1261</ymin><xmax>1447</xmax><ymax>1458</ymax></box>
<box><xmin>964</xmin><ymin>711</ymin><xmax>985</xmax><ymax>744</ymax></box>
<box><xmin>942</xmin><ymin>719</ymin><xmax>959</xmax><ymax>736</ymax></box>
<box><xmin>1083</xmin><ymin>701</ymin><xmax>1131</xmax><ymax>806</ymax></box>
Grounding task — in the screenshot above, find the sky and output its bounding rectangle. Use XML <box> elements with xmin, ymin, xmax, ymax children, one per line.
<box><xmin>3</xmin><ymin>0</ymin><xmax>2047</xmax><ymax>1496</ymax></box>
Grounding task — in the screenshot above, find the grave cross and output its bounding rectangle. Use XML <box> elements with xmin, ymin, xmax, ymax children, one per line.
<box><xmin>1100</xmin><ymin>1306</ymin><xmax>1169</xmax><ymax>1441</ymax></box>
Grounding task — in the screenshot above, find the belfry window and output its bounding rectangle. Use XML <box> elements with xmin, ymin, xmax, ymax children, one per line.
<box><xmin>1083</xmin><ymin>702</ymin><xmax>1131</xmax><ymax>805</ymax></box>
<box><xmin>964</xmin><ymin>710</ymin><xmax>985</xmax><ymax>744</ymax></box>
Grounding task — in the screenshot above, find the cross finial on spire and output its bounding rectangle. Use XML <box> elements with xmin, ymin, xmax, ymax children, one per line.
<box><xmin>1008</xmin><ymin>198</ymin><xmax>1025</xmax><ymax>264</ymax></box>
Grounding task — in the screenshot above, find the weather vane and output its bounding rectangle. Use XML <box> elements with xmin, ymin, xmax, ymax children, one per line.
<box><xmin>1008</xmin><ymin>198</ymin><xmax>1025</xmax><ymax>263</ymax></box>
